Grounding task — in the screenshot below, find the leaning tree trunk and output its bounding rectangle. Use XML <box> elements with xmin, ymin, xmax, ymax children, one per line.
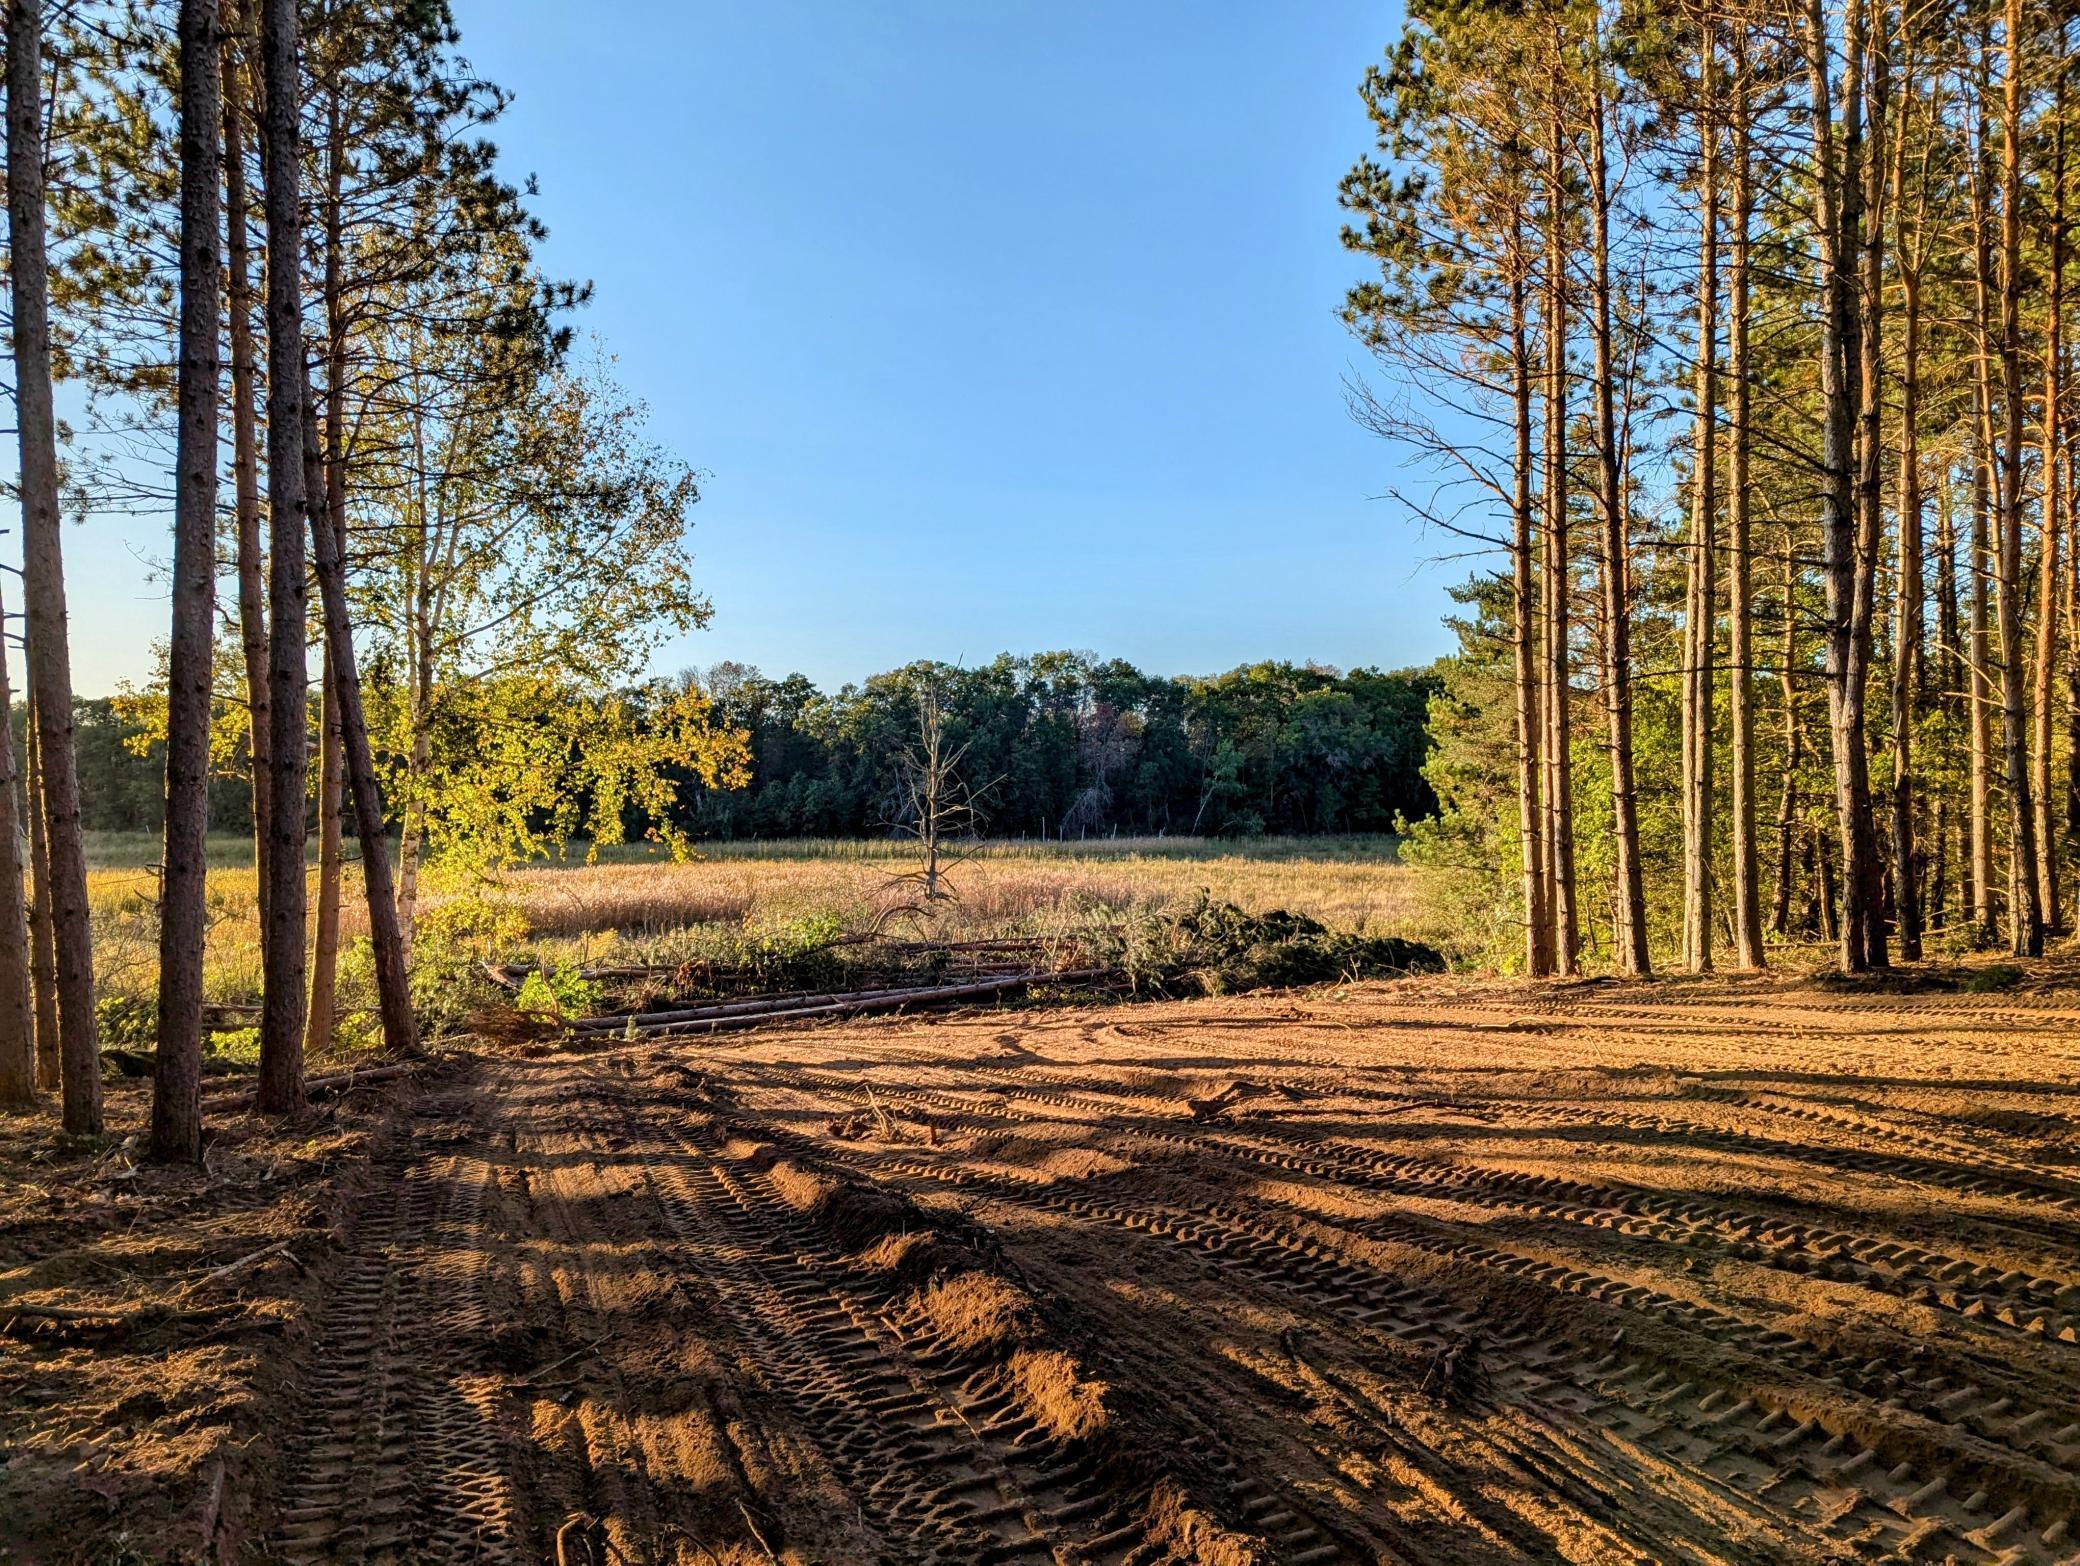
<box><xmin>150</xmin><ymin>0</ymin><xmax>224</xmax><ymax>1164</ymax></box>
<box><xmin>7</xmin><ymin>0</ymin><xmax>102</xmax><ymax>1131</ymax></box>
<box><xmin>255</xmin><ymin>0</ymin><xmax>311</xmax><ymax>1113</ymax></box>
<box><xmin>1995</xmin><ymin>0</ymin><xmax>2043</xmax><ymax>956</ymax></box>
<box><xmin>0</xmin><ymin>575</ymin><xmax>37</xmax><ymax>1108</ymax></box>
<box><xmin>302</xmin><ymin>382</ymin><xmax>417</xmax><ymax>1055</ymax></box>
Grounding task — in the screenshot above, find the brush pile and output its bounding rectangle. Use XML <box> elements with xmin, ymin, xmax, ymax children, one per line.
<box><xmin>472</xmin><ymin>933</ymin><xmax>1116</xmax><ymax>1046</ymax></box>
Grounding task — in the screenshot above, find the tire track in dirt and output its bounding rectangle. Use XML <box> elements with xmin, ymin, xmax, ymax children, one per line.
<box><xmin>777</xmin><ymin>1065</ymin><xmax>2080</xmax><ymax>1351</ymax></box>
<box><xmin>809</xmin><ymin>1136</ymin><xmax>2080</xmax><ymax>1565</ymax></box>
<box><xmin>270</xmin><ymin>1079</ymin><xmax>515</xmax><ymax>1565</ymax></box>
<box><xmin>589</xmin><ymin>1066</ymin><xmax>1200</xmax><ymax>1566</ymax></box>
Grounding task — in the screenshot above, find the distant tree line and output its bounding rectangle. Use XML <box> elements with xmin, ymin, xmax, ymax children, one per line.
<box><xmin>690</xmin><ymin>654</ymin><xmax>1439</xmax><ymax>841</ymax></box>
<box><xmin>70</xmin><ymin>654</ymin><xmax>1440</xmax><ymax>844</ymax></box>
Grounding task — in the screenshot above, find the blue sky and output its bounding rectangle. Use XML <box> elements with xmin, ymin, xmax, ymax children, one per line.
<box><xmin>68</xmin><ymin>0</ymin><xmax>1455</xmax><ymax>696</ymax></box>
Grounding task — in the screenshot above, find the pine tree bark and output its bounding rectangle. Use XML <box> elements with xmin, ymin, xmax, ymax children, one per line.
<box><xmin>8</xmin><ymin>0</ymin><xmax>102</xmax><ymax>1131</ymax></box>
<box><xmin>1852</xmin><ymin>0</ymin><xmax>1891</xmax><ymax>967</ymax></box>
<box><xmin>1805</xmin><ymin>0</ymin><xmax>1884</xmax><ymax>972</ymax></box>
<box><xmin>304</xmin><ymin>652</ymin><xmax>342</xmax><ymax>1057</ymax></box>
<box><xmin>1542</xmin><ymin>65</ymin><xmax>1580</xmax><ymax>976</ymax></box>
<box><xmin>1684</xmin><ymin>76</ymin><xmax>1720</xmax><ymax>975</ymax></box>
<box><xmin>2032</xmin><ymin>59</ymin><xmax>2066</xmax><ymax>934</ymax></box>
<box><xmin>25</xmin><ymin>701</ymin><xmax>57</xmax><ymax>1091</ymax></box>
<box><xmin>0</xmin><ymin>576</ymin><xmax>37</xmax><ymax>1108</ymax></box>
<box><xmin>1589</xmin><ymin>77</ymin><xmax>1648</xmax><ymax>976</ymax></box>
<box><xmin>255</xmin><ymin>0</ymin><xmax>312</xmax><ymax>1114</ymax></box>
<box><xmin>1891</xmin><ymin>257</ymin><xmax>1925</xmax><ymax>960</ymax></box>
<box><xmin>1772</xmin><ymin>530</ymin><xmax>1801</xmax><ymax>937</ymax></box>
<box><xmin>150</xmin><ymin>0</ymin><xmax>224</xmax><ymax>1164</ymax></box>
<box><xmin>1510</xmin><ymin>224</ymin><xmax>1551</xmax><ymax>977</ymax></box>
<box><xmin>222</xmin><ymin>0</ymin><xmax>269</xmax><ymax>942</ymax></box>
<box><xmin>1727</xmin><ymin>31</ymin><xmax>1765</xmax><ymax>969</ymax></box>
<box><xmin>1994</xmin><ymin>0</ymin><xmax>2043</xmax><ymax>956</ymax></box>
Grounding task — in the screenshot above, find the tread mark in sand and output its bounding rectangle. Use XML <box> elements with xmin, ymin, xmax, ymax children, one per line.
<box><xmin>271</xmin><ymin>1090</ymin><xmax>514</xmax><ymax>1565</ymax></box>
<box><xmin>595</xmin><ymin>1071</ymin><xmax>1177</xmax><ymax>1566</ymax></box>
<box><xmin>807</xmin><ymin>1127</ymin><xmax>2080</xmax><ymax>1566</ymax></box>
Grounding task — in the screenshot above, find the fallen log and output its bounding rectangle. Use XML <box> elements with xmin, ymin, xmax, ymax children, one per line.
<box><xmin>588</xmin><ymin>968</ymin><xmax>1114</xmax><ymax>1041</ymax></box>
<box><xmin>566</xmin><ymin>973</ymin><xmax>1091</xmax><ymax>1034</ymax></box>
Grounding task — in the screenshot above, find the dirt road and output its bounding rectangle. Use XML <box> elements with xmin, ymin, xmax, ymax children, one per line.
<box><xmin>13</xmin><ymin>971</ymin><xmax>2080</xmax><ymax>1563</ymax></box>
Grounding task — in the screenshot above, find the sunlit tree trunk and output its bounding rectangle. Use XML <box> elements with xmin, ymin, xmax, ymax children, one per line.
<box><xmin>1727</xmin><ymin>28</ymin><xmax>1764</xmax><ymax>969</ymax></box>
<box><xmin>2032</xmin><ymin>57</ymin><xmax>2066</xmax><ymax>933</ymax></box>
<box><xmin>256</xmin><ymin>0</ymin><xmax>312</xmax><ymax>1114</ymax></box>
<box><xmin>25</xmin><ymin>699</ymin><xmax>57</xmax><ymax>1091</ymax></box>
<box><xmin>1994</xmin><ymin>0</ymin><xmax>2042</xmax><ymax>955</ymax></box>
<box><xmin>8</xmin><ymin>0</ymin><xmax>102</xmax><ymax>1130</ymax></box>
<box><xmin>304</xmin><ymin>654</ymin><xmax>342</xmax><ymax>1058</ymax></box>
<box><xmin>1683</xmin><ymin>64</ymin><xmax>1720</xmax><ymax>974</ymax></box>
<box><xmin>1542</xmin><ymin>58</ymin><xmax>1580</xmax><ymax>975</ymax></box>
<box><xmin>223</xmin><ymin>0</ymin><xmax>269</xmax><ymax>943</ymax></box>
<box><xmin>1772</xmin><ymin>531</ymin><xmax>1802</xmax><ymax>937</ymax></box>
<box><xmin>1590</xmin><ymin>72</ymin><xmax>1648</xmax><ymax>976</ymax></box>
<box><xmin>151</xmin><ymin>0</ymin><xmax>224</xmax><ymax>1164</ymax></box>
<box><xmin>1510</xmin><ymin>218</ymin><xmax>1551</xmax><ymax>976</ymax></box>
<box><xmin>1805</xmin><ymin>0</ymin><xmax>1884</xmax><ymax>972</ymax></box>
<box><xmin>0</xmin><ymin>576</ymin><xmax>37</xmax><ymax>1108</ymax></box>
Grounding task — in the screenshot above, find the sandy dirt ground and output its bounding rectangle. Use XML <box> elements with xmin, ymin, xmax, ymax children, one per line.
<box><xmin>7</xmin><ymin>969</ymin><xmax>2080</xmax><ymax>1564</ymax></box>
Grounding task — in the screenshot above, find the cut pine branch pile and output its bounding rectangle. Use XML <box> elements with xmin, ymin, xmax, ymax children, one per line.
<box><xmin>478</xmin><ymin>934</ymin><xmax>1105</xmax><ymax>993</ymax></box>
<box><xmin>474</xmin><ymin>967</ymin><xmax>1117</xmax><ymax>1046</ymax></box>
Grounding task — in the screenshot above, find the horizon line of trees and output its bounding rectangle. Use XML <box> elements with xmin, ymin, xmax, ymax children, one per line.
<box><xmin>63</xmin><ymin>651</ymin><xmax>1442</xmax><ymax>845</ymax></box>
<box><xmin>1345</xmin><ymin>0</ymin><xmax>2080</xmax><ymax>975</ymax></box>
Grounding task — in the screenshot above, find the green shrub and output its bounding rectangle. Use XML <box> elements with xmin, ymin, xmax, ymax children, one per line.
<box><xmin>514</xmin><ymin>963</ymin><xmax>605</xmax><ymax>1019</ymax></box>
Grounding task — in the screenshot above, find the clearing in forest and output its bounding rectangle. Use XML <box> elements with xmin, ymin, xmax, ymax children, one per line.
<box><xmin>5</xmin><ymin>969</ymin><xmax>2080</xmax><ymax>1564</ymax></box>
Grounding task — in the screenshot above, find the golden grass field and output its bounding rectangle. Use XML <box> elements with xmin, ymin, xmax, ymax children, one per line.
<box><xmin>83</xmin><ymin>833</ymin><xmax>1431</xmax><ymax>1025</ymax></box>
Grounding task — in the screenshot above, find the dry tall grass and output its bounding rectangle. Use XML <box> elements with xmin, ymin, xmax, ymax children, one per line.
<box><xmin>84</xmin><ymin>834</ymin><xmax>1430</xmax><ymax>1020</ymax></box>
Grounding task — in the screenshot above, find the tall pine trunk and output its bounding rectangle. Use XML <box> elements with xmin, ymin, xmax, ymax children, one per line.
<box><xmin>223</xmin><ymin>0</ymin><xmax>269</xmax><ymax>942</ymax></box>
<box><xmin>1683</xmin><ymin>76</ymin><xmax>1720</xmax><ymax>974</ymax></box>
<box><xmin>1806</xmin><ymin>0</ymin><xmax>1884</xmax><ymax>972</ymax></box>
<box><xmin>150</xmin><ymin>0</ymin><xmax>224</xmax><ymax>1164</ymax></box>
<box><xmin>1852</xmin><ymin>0</ymin><xmax>1890</xmax><ymax>966</ymax></box>
<box><xmin>2032</xmin><ymin>58</ymin><xmax>2066</xmax><ymax>933</ymax></box>
<box><xmin>1891</xmin><ymin>258</ymin><xmax>1925</xmax><ymax>959</ymax></box>
<box><xmin>1510</xmin><ymin>226</ymin><xmax>1551</xmax><ymax>976</ymax></box>
<box><xmin>25</xmin><ymin>699</ymin><xmax>57</xmax><ymax>1091</ymax></box>
<box><xmin>1772</xmin><ymin>530</ymin><xmax>1802</xmax><ymax>936</ymax></box>
<box><xmin>1589</xmin><ymin>76</ymin><xmax>1648</xmax><ymax>976</ymax></box>
<box><xmin>1994</xmin><ymin>0</ymin><xmax>2043</xmax><ymax>955</ymax></box>
<box><xmin>1727</xmin><ymin>32</ymin><xmax>1765</xmax><ymax>968</ymax></box>
<box><xmin>7</xmin><ymin>0</ymin><xmax>102</xmax><ymax>1130</ymax></box>
<box><xmin>1542</xmin><ymin>67</ymin><xmax>1580</xmax><ymax>975</ymax></box>
<box><xmin>0</xmin><ymin>575</ymin><xmax>36</xmax><ymax>1108</ymax></box>
<box><xmin>304</xmin><ymin>653</ymin><xmax>342</xmax><ymax>1057</ymax></box>
<box><xmin>255</xmin><ymin>0</ymin><xmax>312</xmax><ymax>1114</ymax></box>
